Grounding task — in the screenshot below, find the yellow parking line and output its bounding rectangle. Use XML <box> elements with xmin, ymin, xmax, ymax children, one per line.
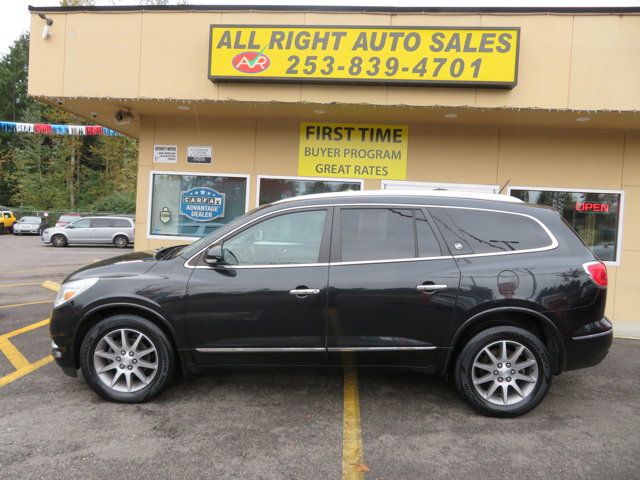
<box><xmin>0</xmin><ymin>318</ymin><xmax>52</xmax><ymax>388</ymax></box>
<box><xmin>0</xmin><ymin>356</ymin><xmax>54</xmax><ymax>388</ymax></box>
<box><xmin>0</xmin><ymin>300</ymin><xmax>52</xmax><ymax>310</ymax></box>
<box><xmin>41</xmin><ymin>280</ymin><xmax>61</xmax><ymax>293</ymax></box>
<box><xmin>0</xmin><ymin>282</ymin><xmax>41</xmax><ymax>288</ymax></box>
<box><xmin>343</xmin><ymin>368</ymin><xmax>367</xmax><ymax>480</ymax></box>
<box><xmin>0</xmin><ymin>337</ymin><xmax>31</xmax><ymax>370</ymax></box>
<box><xmin>3</xmin><ymin>318</ymin><xmax>50</xmax><ymax>339</ymax></box>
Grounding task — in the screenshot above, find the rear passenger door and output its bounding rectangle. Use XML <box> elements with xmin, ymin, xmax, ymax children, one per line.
<box><xmin>327</xmin><ymin>206</ymin><xmax>461</xmax><ymax>367</ymax></box>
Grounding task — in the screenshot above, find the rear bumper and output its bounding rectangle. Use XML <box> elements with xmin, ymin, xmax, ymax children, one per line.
<box><xmin>564</xmin><ymin>320</ymin><xmax>613</xmax><ymax>371</ymax></box>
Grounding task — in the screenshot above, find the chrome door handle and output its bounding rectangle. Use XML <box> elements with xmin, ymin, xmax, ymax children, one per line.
<box><xmin>289</xmin><ymin>288</ymin><xmax>321</xmax><ymax>296</ymax></box>
<box><xmin>416</xmin><ymin>284</ymin><xmax>448</xmax><ymax>292</ymax></box>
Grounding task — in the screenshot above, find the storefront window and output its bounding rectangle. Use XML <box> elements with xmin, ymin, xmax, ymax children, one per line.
<box><xmin>509</xmin><ymin>188</ymin><xmax>622</xmax><ymax>262</ymax></box>
<box><xmin>258</xmin><ymin>176</ymin><xmax>362</xmax><ymax>205</ymax></box>
<box><xmin>149</xmin><ymin>173</ymin><xmax>248</xmax><ymax>238</ymax></box>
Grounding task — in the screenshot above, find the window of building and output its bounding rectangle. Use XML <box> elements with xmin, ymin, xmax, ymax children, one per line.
<box><xmin>509</xmin><ymin>187</ymin><xmax>623</xmax><ymax>263</ymax></box>
<box><xmin>257</xmin><ymin>176</ymin><xmax>362</xmax><ymax>205</ymax></box>
<box><xmin>381</xmin><ymin>180</ymin><xmax>499</xmax><ymax>194</ymax></box>
<box><xmin>340</xmin><ymin>208</ymin><xmax>415</xmax><ymax>262</ymax></box>
<box><xmin>223</xmin><ymin>210</ymin><xmax>327</xmax><ymax>265</ymax></box>
<box><xmin>429</xmin><ymin>207</ymin><xmax>553</xmax><ymax>255</ymax></box>
<box><xmin>149</xmin><ymin>172</ymin><xmax>248</xmax><ymax>239</ymax></box>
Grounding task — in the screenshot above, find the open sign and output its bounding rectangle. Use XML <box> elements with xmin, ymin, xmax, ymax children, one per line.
<box><xmin>576</xmin><ymin>202</ymin><xmax>610</xmax><ymax>212</ymax></box>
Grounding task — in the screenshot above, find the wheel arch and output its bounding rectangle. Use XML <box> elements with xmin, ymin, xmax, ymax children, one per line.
<box><xmin>73</xmin><ymin>303</ymin><xmax>182</xmax><ymax>372</ymax></box>
<box><xmin>444</xmin><ymin>307</ymin><xmax>566</xmax><ymax>376</ymax></box>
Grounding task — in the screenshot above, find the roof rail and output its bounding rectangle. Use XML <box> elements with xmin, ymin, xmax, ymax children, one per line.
<box><xmin>274</xmin><ymin>189</ymin><xmax>523</xmax><ymax>204</ymax></box>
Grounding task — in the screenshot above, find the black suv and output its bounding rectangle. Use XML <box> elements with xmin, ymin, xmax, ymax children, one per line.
<box><xmin>50</xmin><ymin>191</ymin><xmax>612</xmax><ymax>417</ymax></box>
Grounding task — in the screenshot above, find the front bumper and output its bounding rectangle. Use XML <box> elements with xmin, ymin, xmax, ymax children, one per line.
<box><xmin>564</xmin><ymin>318</ymin><xmax>613</xmax><ymax>371</ymax></box>
<box><xmin>49</xmin><ymin>302</ymin><xmax>80</xmax><ymax>377</ymax></box>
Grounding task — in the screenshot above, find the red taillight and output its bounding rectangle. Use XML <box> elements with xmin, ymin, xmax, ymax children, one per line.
<box><xmin>583</xmin><ymin>261</ymin><xmax>608</xmax><ymax>287</ymax></box>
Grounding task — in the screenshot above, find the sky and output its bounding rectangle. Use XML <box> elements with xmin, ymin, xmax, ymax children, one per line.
<box><xmin>1</xmin><ymin>0</ymin><xmax>639</xmax><ymax>56</ymax></box>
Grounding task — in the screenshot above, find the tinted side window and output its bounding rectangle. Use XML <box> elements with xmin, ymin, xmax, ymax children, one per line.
<box><xmin>340</xmin><ymin>208</ymin><xmax>414</xmax><ymax>262</ymax></box>
<box><xmin>72</xmin><ymin>219</ymin><xmax>91</xmax><ymax>228</ymax></box>
<box><xmin>415</xmin><ymin>210</ymin><xmax>441</xmax><ymax>257</ymax></box>
<box><xmin>439</xmin><ymin>208</ymin><xmax>552</xmax><ymax>254</ymax></box>
<box><xmin>91</xmin><ymin>218</ymin><xmax>114</xmax><ymax>228</ymax></box>
<box><xmin>223</xmin><ymin>210</ymin><xmax>326</xmax><ymax>265</ymax></box>
<box><xmin>112</xmin><ymin>219</ymin><xmax>132</xmax><ymax>228</ymax></box>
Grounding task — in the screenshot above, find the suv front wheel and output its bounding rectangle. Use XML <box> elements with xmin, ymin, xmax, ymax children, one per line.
<box><xmin>79</xmin><ymin>314</ymin><xmax>175</xmax><ymax>403</ymax></box>
<box><xmin>454</xmin><ymin>326</ymin><xmax>552</xmax><ymax>417</ymax></box>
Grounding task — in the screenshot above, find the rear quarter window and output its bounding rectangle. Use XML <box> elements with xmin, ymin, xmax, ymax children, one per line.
<box><xmin>430</xmin><ymin>207</ymin><xmax>554</xmax><ymax>254</ymax></box>
<box><xmin>112</xmin><ymin>219</ymin><xmax>133</xmax><ymax>228</ymax></box>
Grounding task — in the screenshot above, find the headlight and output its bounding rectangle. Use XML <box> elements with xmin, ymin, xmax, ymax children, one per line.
<box><xmin>54</xmin><ymin>278</ymin><xmax>99</xmax><ymax>308</ymax></box>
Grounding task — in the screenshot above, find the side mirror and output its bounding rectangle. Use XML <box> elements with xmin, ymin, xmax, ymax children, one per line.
<box><xmin>66</xmin><ymin>224</ymin><xmax>74</xmax><ymax>229</ymax></box>
<box><xmin>204</xmin><ymin>243</ymin><xmax>224</xmax><ymax>265</ymax></box>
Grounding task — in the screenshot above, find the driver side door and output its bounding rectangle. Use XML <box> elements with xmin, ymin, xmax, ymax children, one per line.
<box><xmin>66</xmin><ymin>218</ymin><xmax>93</xmax><ymax>244</ymax></box>
<box><xmin>186</xmin><ymin>207</ymin><xmax>332</xmax><ymax>366</ymax></box>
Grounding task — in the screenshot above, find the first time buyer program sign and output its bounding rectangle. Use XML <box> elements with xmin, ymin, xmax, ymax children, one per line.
<box><xmin>209</xmin><ymin>25</ymin><xmax>520</xmax><ymax>87</ymax></box>
<box><xmin>299</xmin><ymin>123</ymin><xmax>408</xmax><ymax>180</ymax></box>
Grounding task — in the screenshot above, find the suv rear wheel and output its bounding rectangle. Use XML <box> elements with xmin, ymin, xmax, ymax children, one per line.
<box><xmin>79</xmin><ymin>314</ymin><xmax>175</xmax><ymax>403</ymax></box>
<box><xmin>454</xmin><ymin>326</ymin><xmax>552</xmax><ymax>417</ymax></box>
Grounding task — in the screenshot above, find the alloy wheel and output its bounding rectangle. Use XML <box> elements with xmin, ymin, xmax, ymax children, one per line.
<box><xmin>93</xmin><ymin>328</ymin><xmax>159</xmax><ymax>393</ymax></box>
<box><xmin>471</xmin><ymin>340</ymin><xmax>539</xmax><ymax>406</ymax></box>
<box><xmin>114</xmin><ymin>236</ymin><xmax>128</xmax><ymax>248</ymax></box>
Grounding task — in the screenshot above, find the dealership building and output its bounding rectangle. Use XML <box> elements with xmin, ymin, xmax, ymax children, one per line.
<box><xmin>27</xmin><ymin>5</ymin><xmax>639</xmax><ymax>334</ymax></box>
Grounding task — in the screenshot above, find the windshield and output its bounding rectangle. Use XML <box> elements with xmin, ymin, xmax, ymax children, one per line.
<box><xmin>178</xmin><ymin>204</ymin><xmax>271</xmax><ymax>259</ymax></box>
<box><xmin>20</xmin><ymin>217</ymin><xmax>40</xmax><ymax>223</ymax></box>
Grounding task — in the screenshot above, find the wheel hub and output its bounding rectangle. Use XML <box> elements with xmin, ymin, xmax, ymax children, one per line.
<box><xmin>471</xmin><ymin>339</ymin><xmax>539</xmax><ymax>406</ymax></box>
<box><xmin>93</xmin><ymin>328</ymin><xmax>158</xmax><ymax>393</ymax></box>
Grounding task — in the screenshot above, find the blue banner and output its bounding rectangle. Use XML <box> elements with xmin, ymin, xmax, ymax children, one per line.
<box><xmin>180</xmin><ymin>187</ymin><xmax>226</xmax><ymax>222</ymax></box>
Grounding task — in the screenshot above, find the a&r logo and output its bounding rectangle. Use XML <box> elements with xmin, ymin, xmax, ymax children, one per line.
<box><xmin>232</xmin><ymin>48</ymin><xmax>271</xmax><ymax>74</ymax></box>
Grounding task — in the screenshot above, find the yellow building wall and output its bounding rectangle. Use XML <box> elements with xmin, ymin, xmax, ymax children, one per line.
<box><xmin>133</xmin><ymin>117</ymin><xmax>638</xmax><ymax>327</ymax></box>
<box><xmin>28</xmin><ymin>11</ymin><xmax>640</xmax><ymax>112</ymax></box>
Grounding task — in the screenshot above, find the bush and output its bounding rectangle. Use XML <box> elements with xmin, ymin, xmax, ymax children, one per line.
<box><xmin>89</xmin><ymin>191</ymin><xmax>136</xmax><ymax>215</ymax></box>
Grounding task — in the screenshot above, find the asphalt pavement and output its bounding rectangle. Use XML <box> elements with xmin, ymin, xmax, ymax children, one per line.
<box><xmin>0</xmin><ymin>234</ymin><xmax>638</xmax><ymax>479</ymax></box>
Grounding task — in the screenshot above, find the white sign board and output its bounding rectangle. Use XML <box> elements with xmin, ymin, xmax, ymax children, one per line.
<box><xmin>187</xmin><ymin>145</ymin><xmax>213</xmax><ymax>164</ymax></box>
<box><xmin>154</xmin><ymin>145</ymin><xmax>178</xmax><ymax>163</ymax></box>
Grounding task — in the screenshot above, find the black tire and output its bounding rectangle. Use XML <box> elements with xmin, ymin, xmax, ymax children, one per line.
<box><xmin>79</xmin><ymin>314</ymin><xmax>175</xmax><ymax>403</ymax></box>
<box><xmin>113</xmin><ymin>235</ymin><xmax>128</xmax><ymax>248</ymax></box>
<box><xmin>454</xmin><ymin>326</ymin><xmax>552</xmax><ymax>417</ymax></box>
<box><xmin>51</xmin><ymin>234</ymin><xmax>67</xmax><ymax>247</ymax></box>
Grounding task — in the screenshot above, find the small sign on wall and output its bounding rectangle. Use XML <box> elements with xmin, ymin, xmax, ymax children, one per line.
<box><xmin>154</xmin><ymin>145</ymin><xmax>178</xmax><ymax>163</ymax></box>
<box><xmin>187</xmin><ymin>145</ymin><xmax>213</xmax><ymax>164</ymax></box>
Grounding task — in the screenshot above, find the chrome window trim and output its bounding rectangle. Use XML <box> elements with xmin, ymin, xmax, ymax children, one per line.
<box><xmin>184</xmin><ymin>203</ymin><xmax>558</xmax><ymax>269</ymax></box>
<box><xmin>571</xmin><ymin>330</ymin><xmax>613</xmax><ymax>341</ymax></box>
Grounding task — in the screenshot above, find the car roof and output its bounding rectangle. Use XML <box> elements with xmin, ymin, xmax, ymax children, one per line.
<box><xmin>274</xmin><ymin>189</ymin><xmax>523</xmax><ymax>205</ymax></box>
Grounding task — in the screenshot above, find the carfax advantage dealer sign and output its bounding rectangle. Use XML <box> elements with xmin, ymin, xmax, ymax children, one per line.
<box><xmin>209</xmin><ymin>25</ymin><xmax>520</xmax><ymax>87</ymax></box>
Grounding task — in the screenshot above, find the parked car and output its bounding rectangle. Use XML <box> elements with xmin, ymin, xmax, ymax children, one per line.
<box><xmin>0</xmin><ymin>210</ymin><xmax>17</xmax><ymax>234</ymax></box>
<box><xmin>42</xmin><ymin>216</ymin><xmax>134</xmax><ymax>248</ymax></box>
<box><xmin>55</xmin><ymin>213</ymin><xmax>82</xmax><ymax>227</ymax></box>
<box><xmin>49</xmin><ymin>190</ymin><xmax>611</xmax><ymax>417</ymax></box>
<box><xmin>13</xmin><ymin>216</ymin><xmax>48</xmax><ymax>235</ymax></box>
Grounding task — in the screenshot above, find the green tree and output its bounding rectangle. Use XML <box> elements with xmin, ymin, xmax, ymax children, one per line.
<box><xmin>0</xmin><ymin>29</ymin><xmax>138</xmax><ymax>214</ymax></box>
